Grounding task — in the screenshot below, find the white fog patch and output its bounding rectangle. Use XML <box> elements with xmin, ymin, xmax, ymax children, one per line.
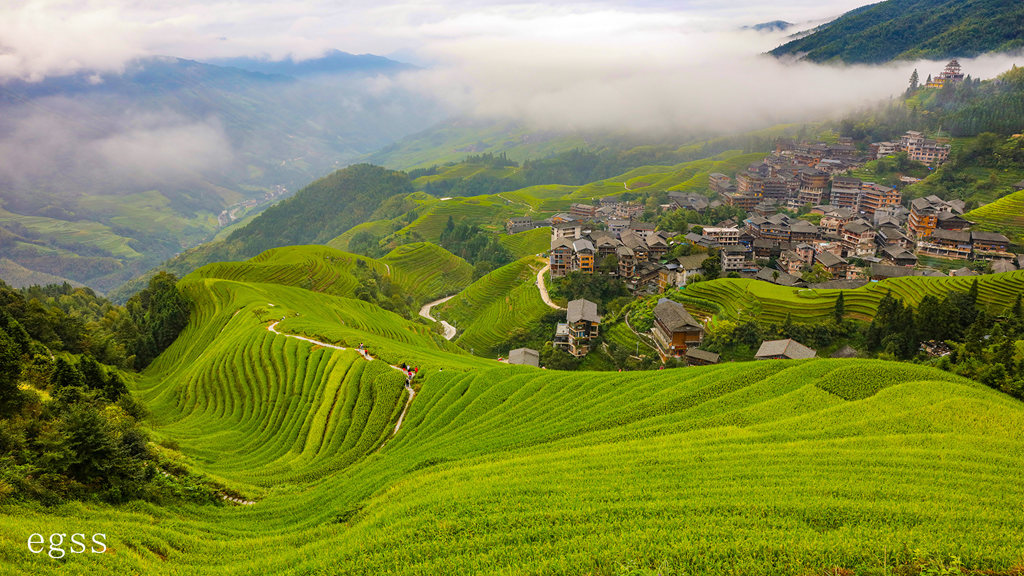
<box><xmin>396</xmin><ymin>20</ymin><xmax>1023</xmax><ymax>134</ymax></box>
<box><xmin>0</xmin><ymin>101</ymin><xmax>235</xmax><ymax>191</ymax></box>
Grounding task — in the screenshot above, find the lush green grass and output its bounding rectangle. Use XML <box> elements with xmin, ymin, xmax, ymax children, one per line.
<box><xmin>379</xmin><ymin>242</ymin><xmax>474</xmax><ymax>300</ymax></box>
<box><xmin>967</xmin><ymin>188</ymin><xmax>1024</xmax><ymax>243</ymax></box>
<box><xmin>683</xmin><ymin>271</ymin><xmax>1024</xmax><ymax>324</ymax></box>
<box><xmin>4</xmin><ymin>302</ymin><xmax>1024</xmax><ymax>576</ymax></box>
<box><xmin>498</xmin><ymin>228</ymin><xmax>550</xmax><ymax>259</ymax></box>
<box><xmin>434</xmin><ymin>256</ymin><xmax>551</xmax><ymax>357</ymax></box>
<box><xmin>189</xmin><ymin>243</ymin><xmax>472</xmax><ymax>306</ymax></box>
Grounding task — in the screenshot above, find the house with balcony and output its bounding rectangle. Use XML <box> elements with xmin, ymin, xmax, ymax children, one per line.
<box><xmin>918</xmin><ymin>229</ymin><xmax>972</xmax><ymax>260</ymax></box>
<box><xmin>554</xmin><ymin>299</ymin><xmax>602</xmax><ymax>357</ymax></box>
<box><xmin>651</xmin><ymin>299</ymin><xmax>704</xmax><ymax>360</ymax></box>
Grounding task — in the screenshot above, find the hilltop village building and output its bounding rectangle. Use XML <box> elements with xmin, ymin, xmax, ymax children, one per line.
<box><xmin>524</xmin><ymin>122</ymin><xmax>1019</xmax><ymax>295</ymax></box>
<box><xmin>650</xmin><ymin>299</ymin><xmax>704</xmax><ymax>360</ymax></box>
<box><xmin>554</xmin><ymin>299</ymin><xmax>601</xmax><ymax>357</ymax></box>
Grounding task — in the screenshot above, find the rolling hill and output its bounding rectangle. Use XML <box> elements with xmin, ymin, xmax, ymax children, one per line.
<box><xmin>681</xmin><ymin>271</ymin><xmax>1024</xmax><ymax>324</ymax></box>
<box><xmin>3</xmin><ymin>254</ymin><xmax>1023</xmax><ymax>575</ymax></box>
<box><xmin>433</xmin><ymin>256</ymin><xmax>552</xmax><ymax>357</ymax></box>
<box><xmin>770</xmin><ymin>0</ymin><xmax>1024</xmax><ymax>63</ymax></box>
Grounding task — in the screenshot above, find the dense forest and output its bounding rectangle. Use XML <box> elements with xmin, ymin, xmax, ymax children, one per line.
<box><xmin>438</xmin><ymin>217</ymin><xmax>514</xmax><ymax>278</ymax></box>
<box><xmin>0</xmin><ymin>274</ymin><xmax>199</xmax><ymax>504</ymax></box>
<box><xmin>838</xmin><ymin>66</ymin><xmax>1024</xmax><ymax>142</ymax></box>
<box><xmin>771</xmin><ymin>0</ymin><xmax>1024</xmax><ymax>63</ymax></box>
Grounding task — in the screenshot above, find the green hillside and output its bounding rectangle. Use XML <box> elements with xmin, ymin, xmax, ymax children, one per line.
<box><xmin>682</xmin><ymin>271</ymin><xmax>1024</xmax><ymax>324</ymax></box>
<box><xmin>4</xmin><ymin>262</ymin><xmax>1023</xmax><ymax>574</ymax></box>
<box><xmin>434</xmin><ymin>256</ymin><xmax>552</xmax><ymax>357</ymax></box>
<box><xmin>499</xmin><ymin>227</ymin><xmax>550</xmax><ymax>259</ymax></box>
<box><xmin>379</xmin><ymin>242</ymin><xmax>475</xmax><ymax>300</ymax></box>
<box><xmin>967</xmin><ymin>189</ymin><xmax>1024</xmax><ymax>243</ymax></box>
<box><xmin>771</xmin><ymin>0</ymin><xmax>1024</xmax><ymax>63</ymax></box>
<box><xmin>189</xmin><ymin>244</ymin><xmax>472</xmax><ymax>314</ymax></box>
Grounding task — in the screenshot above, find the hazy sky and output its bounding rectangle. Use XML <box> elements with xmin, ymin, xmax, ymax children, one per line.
<box><xmin>0</xmin><ymin>0</ymin><xmax>876</xmax><ymax>80</ymax></box>
<box><xmin>1</xmin><ymin>1</ymin><xmax>1020</xmax><ymax>138</ymax></box>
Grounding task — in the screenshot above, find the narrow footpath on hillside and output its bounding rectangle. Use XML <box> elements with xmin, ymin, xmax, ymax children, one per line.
<box><xmin>265</xmin><ymin>322</ymin><xmax>418</xmax><ymax>455</ymax></box>
<box><xmin>418</xmin><ymin>296</ymin><xmax>457</xmax><ymax>340</ymax></box>
<box><xmin>497</xmin><ymin>193</ymin><xmax>534</xmax><ymax>213</ymax></box>
<box><xmin>536</xmin><ymin>264</ymin><xmax>565</xmax><ymax>311</ymax></box>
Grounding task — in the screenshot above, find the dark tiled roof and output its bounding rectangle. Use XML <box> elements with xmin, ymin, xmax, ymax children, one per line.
<box><xmin>508</xmin><ymin>348</ymin><xmax>540</xmax><ymax>367</ymax></box>
<box><xmin>567</xmin><ymin>299</ymin><xmax>601</xmax><ymax>323</ymax></box>
<box><xmin>654</xmin><ymin>299</ymin><xmax>701</xmax><ymax>331</ymax></box>
<box><xmin>815</xmin><ymin>251</ymin><xmax>847</xmax><ymax>268</ymax></box>
<box><xmin>755</xmin><ymin>339</ymin><xmax>817</xmax><ymax>360</ymax></box>
<box><xmin>685</xmin><ymin>348</ymin><xmax>720</xmax><ymax>363</ymax></box>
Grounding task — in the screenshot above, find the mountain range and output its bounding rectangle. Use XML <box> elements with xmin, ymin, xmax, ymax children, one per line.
<box><xmin>771</xmin><ymin>0</ymin><xmax>1024</xmax><ymax>63</ymax></box>
<box><xmin>0</xmin><ymin>52</ymin><xmax>444</xmax><ymax>292</ymax></box>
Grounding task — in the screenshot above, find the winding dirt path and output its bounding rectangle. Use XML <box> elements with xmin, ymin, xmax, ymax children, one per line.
<box><xmin>267</xmin><ymin>321</ymin><xmax>417</xmax><ymax>444</ymax></box>
<box><xmin>418</xmin><ymin>296</ymin><xmax>457</xmax><ymax>340</ymax></box>
<box><xmin>536</xmin><ymin>264</ymin><xmax>565</xmax><ymax>311</ymax></box>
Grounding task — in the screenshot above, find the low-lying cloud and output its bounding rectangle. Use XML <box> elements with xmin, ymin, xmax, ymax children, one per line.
<box><xmin>398</xmin><ymin>15</ymin><xmax>1022</xmax><ymax>135</ymax></box>
<box><xmin>0</xmin><ymin>100</ymin><xmax>234</xmax><ymax>195</ymax></box>
<box><xmin>0</xmin><ymin>0</ymin><xmax>1021</xmax><ymax>193</ymax></box>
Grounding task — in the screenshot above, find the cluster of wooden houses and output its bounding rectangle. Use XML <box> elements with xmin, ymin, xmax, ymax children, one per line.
<box><xmin>506</xmin><ymin>294</ymin><xmax>822</xmax><ymax>368</ymax></box>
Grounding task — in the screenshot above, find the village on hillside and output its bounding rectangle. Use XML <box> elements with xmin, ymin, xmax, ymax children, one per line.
<box><xmin>501</xmin><ymin>63</ymin><xmax>1022</xmax><ymax>368</ymax></box>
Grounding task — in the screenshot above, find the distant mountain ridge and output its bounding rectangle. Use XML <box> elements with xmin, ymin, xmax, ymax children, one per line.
<box><xmin>0</xmin><ymin>54</ymin><xmax>444</xmax><ymax>294</ymax></box>
<box><xmin>743</xmin><ymin>20</ymin><xmax>793</xmax><ymax>32</ymax></box>
<box><xmin>206</xmin><ymin>49</ymin><xmax>414</xmax><ymax>77</ymax></box>
<box><xmin>770</xmin><ymin>0</ymin><xmax>1024</xmax><ymax>63</ymax></box>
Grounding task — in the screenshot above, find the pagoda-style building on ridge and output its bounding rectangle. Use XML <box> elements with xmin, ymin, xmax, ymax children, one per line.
<box><xmin>926</xmin><ymin>59</ymin><xmax>965</xmax><ymax>88</ymax></box>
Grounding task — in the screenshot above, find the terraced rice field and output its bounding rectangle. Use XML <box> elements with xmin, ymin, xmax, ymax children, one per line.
<box><xmin>325</xmin><ymin>218</ymin><xmax>396</xmax><ymax>251</ymax></box>
<box><xmin>684</xmin><ymin>271</ymin><xmax>1024</xmax><ymax>324</ymax></box>
<box><xmin>498</xmin><ymin>227</ymin><xmax>550</xmax><ymax>258</ymax></box>
<box><xmin>567</xmin><ymin>151</ymin><xmax>764</xmax><ymax>199</ymax></box>
<box><xmin>601</xmin><ymin>319</ymin><xmax>659</xmax><ymax>356</ymax></box>
<box><xmin>499</xmin><ymin>185</ymin><xmax>577</xmax><ymax>211</ymax></box>
<box><xmin>434</xmin><ymin>256</ymin><xmax>551</xmax><ymax>357</ymax></box>
<box><xmin>392</xmin><ymin>196</ymin><xmax>517</xmax><ymax>241</ymax></box>
<box><xmin>966</xmin><ymin>189</ymin><xmax>1024</xmax><ymax>243</ymax></box>
<box><xmin>5</xmin><ymin>256</ymin><xmax>1024</xmax><ymax>575</ymax></box>
<box><xmin>379</xmin><ymin>242</ymin><xmax>474</xmax><ymax>300</ymax></box>
<box><xmin>191</xmin><ymin>244</ymin><xmax>472</xmax><ymax>306</ymax></box>
<box><xmin>190</xmin><ymin>245</ymin><xmax>388</xmax><ymax>297</ymax></box>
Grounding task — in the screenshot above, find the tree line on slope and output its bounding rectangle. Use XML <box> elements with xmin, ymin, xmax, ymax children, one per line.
<box><xmin>0</xmin><ymin>273</ymin><xmax>206</xmax><ymax>504</ymax></box>
<box><xmin>770</xmin><ymin>0</ymin><xmax>1024</xmax><ymax>64</ymax></box>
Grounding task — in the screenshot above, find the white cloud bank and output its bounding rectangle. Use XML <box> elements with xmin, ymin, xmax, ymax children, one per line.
<box><xmin>399</xmin><ymin>12</ymin><xmax>1023</xmax><ymax>134</ymax></box>
<box><xmin>0</xmin><ymin>0</ymin><xmax>1020</xmax><ymax>137</ymax></box>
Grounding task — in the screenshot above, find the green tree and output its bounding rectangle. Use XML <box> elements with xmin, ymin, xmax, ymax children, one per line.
<box><xmin>833</xmin><ymin>292</ymin><xmax>845</xmax><ymax>323</ymax></box>
<box><xmin>124</xmin><ymin>272</ymin><xmax>191</xmax><ymax>369</ymax></box>
<box><xmin>801</xmin><ymin>263</ymin><xmax>832</xmax><ymax>284</ymax></box>
<box><xmin>700</xmin><ymin>255</ymin><xmax>721</xmax><ymax>281</ymax></box>
<box><xmin>0</xmin><ymin>328</ymin><xmax>23</xmax><ymax>416</ymax></box>
<box><xmin>598</xmin><ymin>254</ymin><xmax>619</xmax><ymax>274</ymax></box>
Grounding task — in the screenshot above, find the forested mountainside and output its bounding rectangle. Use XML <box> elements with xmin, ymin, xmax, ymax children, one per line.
<box><xmin>771</xmin><ymin>0</ymin><xmax>1024</xmax><ymax>63</ymax></box>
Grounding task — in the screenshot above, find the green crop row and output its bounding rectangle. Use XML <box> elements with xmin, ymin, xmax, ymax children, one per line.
<box><xmin>4</xmin><ymin>252</ymin><xmax>1024</xmax><ymax>576</ymax></box>
<box><xmin>685</xmin><ymin>271</ymin><xmax>1024</xmax><ymax>324</ymax></box>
